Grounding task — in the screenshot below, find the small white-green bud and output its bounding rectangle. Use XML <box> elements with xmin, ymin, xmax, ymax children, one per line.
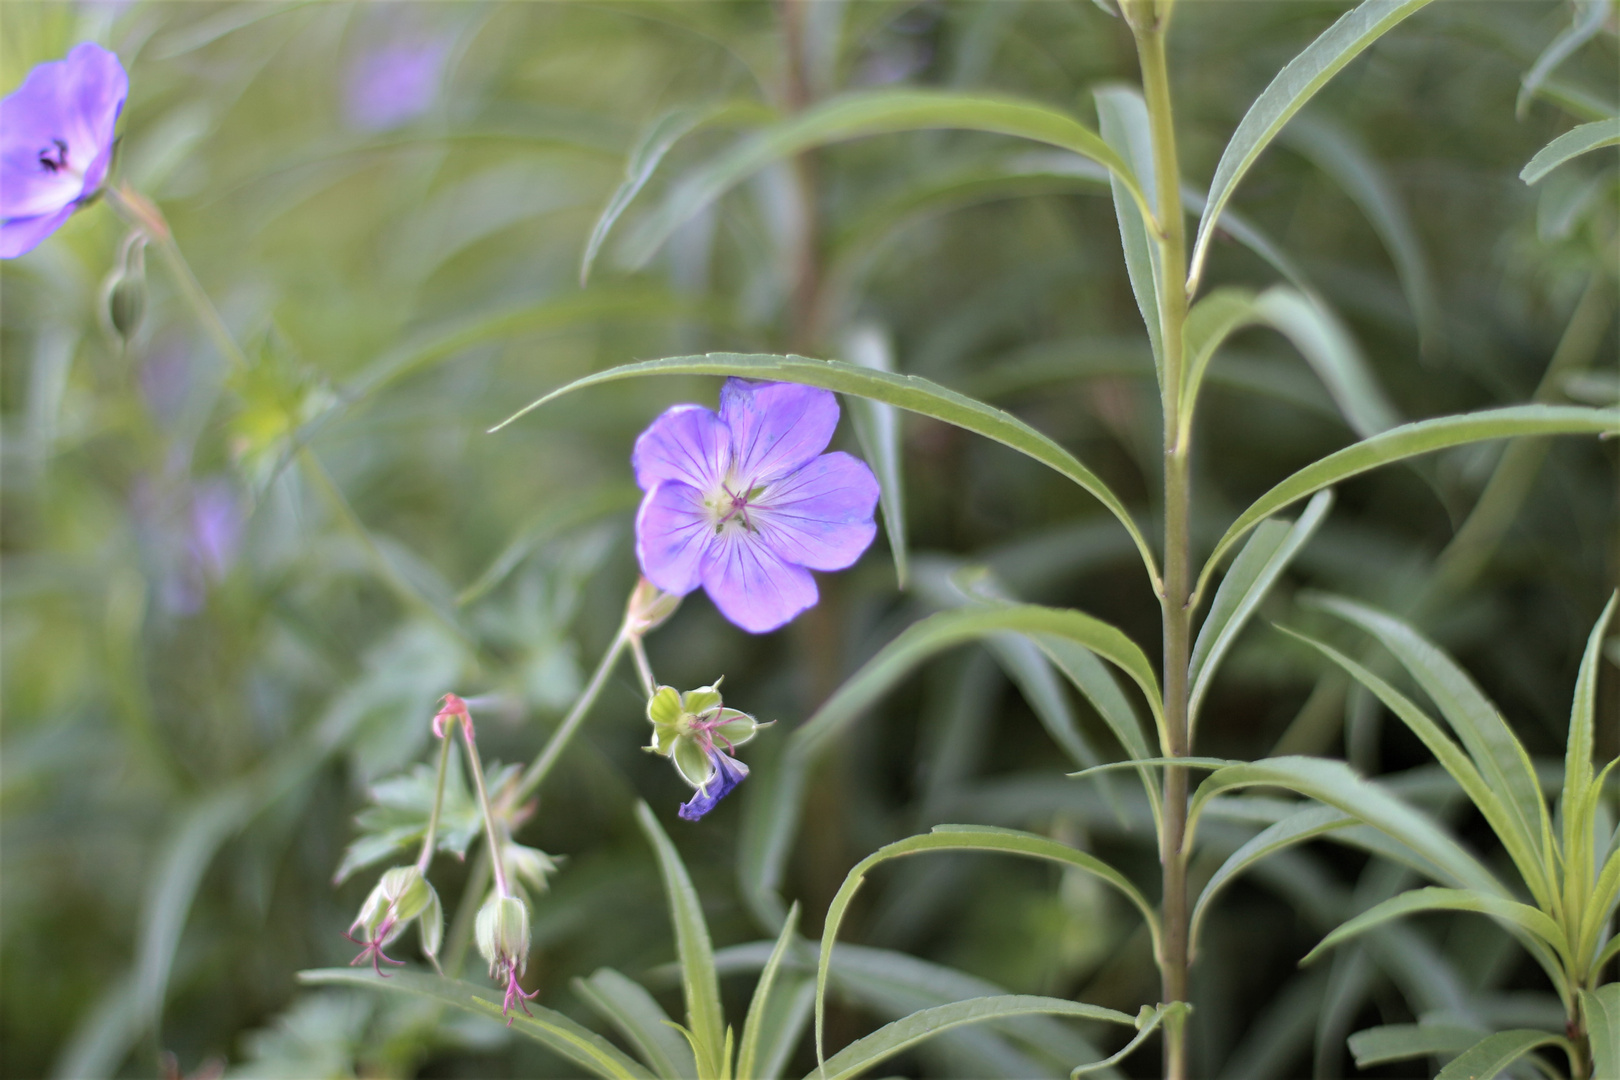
<box><xmin>476</xmin><ymin>893</ymin><xmax>531</xmax><ymax>979</ymax></box>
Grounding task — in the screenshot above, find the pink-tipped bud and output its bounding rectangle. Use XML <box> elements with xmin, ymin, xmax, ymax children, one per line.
<box><xmin>433</xmin><ymin>693</ymin><xmax>470</xmax><ymax>739</ymax></box>
<box><xmin>625</xmin><ymin>577</ymin><xmax>681</xmax><ymax>636</ymax></box>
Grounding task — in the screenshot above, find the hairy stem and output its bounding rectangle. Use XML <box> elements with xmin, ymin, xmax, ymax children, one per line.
<box><xmin>511</xmin><ymin>630</ymin><xmax>629</xmax><ymax>805</ymax></box>
<box><xmin>459</xmin><ymin>720</ymin><xmax>512</xmax><ymax>899</ymax></box>
<box><xmin>416</xmin><ymin>733</ymin><xmax>454</xmax><ymax>875</ymax></box>
<box><xmin>1131</xmin><ymin>6</ymin><xmax>1194</xmax><ymax>1078</ymax></box>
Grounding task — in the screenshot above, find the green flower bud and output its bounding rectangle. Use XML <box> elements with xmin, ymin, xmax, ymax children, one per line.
<box><xmin>644</xmin><ymin>680</ymin><xmax>767</xmax><ymax>792</ymax></box>
<box><xmin>353</xmin><ymin>865</ymin><xmax>433</xmax><ymax>945</ymax></box>
<box><xmin>100</xmin><ymin>232</ymin><xmax>147</xmax><ymax>342</ymax></box>
<box><xmin>625</xmin><ymin>577</ymin><xmax>681</xmax><ymax>635</ymax></box>
<box><xmin>504</xmin><ymin>842</ymin><xmax>559</xmax><ymax>899</ymax></box>
<box><xmin>476</xmin><ymin>894</ymin><xmax>531</xmax><ymax>978</ymax></box>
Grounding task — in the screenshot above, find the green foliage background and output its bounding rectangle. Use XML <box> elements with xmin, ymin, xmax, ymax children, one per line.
<box><xmin>1</xmin><ymin>2</ymin><xmax>1614</xmax><ymax>1078</ymax></box>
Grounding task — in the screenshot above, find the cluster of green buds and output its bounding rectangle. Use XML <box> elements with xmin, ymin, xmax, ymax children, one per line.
<box><xmin>645</xmin><ymin>680</ymin><xmax>766</xmax><ymax>821</ymax></box>
<box><xmin>346</xmin><ymin>865</ymin><xmax>442</xmax><ymax>975</ymax></box>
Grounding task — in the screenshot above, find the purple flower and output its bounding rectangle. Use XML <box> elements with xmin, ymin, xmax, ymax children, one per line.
<box><xmin>677</xmin><ymin>748</ymin><xmax>750</xmax><ymax>821</ymax></box>
<box><xmin>633</xmin><ymin>379</ymin><xmax>880</xmax><ymax>633</ymax></box>
<box><xmin>1</xmin><ymin>43</ymin><xmax>127</xmax><ymax>258</ymax></box>
<box><xmin>343</xmin><ymin>38</ymin><xmax>450</xmax><ymax>133</ymax></box>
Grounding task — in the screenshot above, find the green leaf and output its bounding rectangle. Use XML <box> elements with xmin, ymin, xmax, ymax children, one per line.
<box><xmin>1562</xmin><ymin>595</ymin><xmax>1618</xmax><ymax>921</ymax></box>
<box><xmin>1188</xmin><ymin>0</ymin><xmax>1439</xmax><ymax>290</ymax></box>
<box><xmin>1301</xmin><ymin>886</ymin><xmax>1569</xmax><ymax>967</ymax></box>
<box><xmin>1581</xmin><ymin>983</ymin><xmax>1620</xmax><ymax>1080</ymax></box>
<box><xmin>1433</xmin><ymin>1029</ymin><xmax>1572</xmax><ymax>1080</ymax></box>
<box><xmin>1249</xmin><ymin>287</ymin><xmax>1400</xmax><ymax>438</ymax></box>
<box><xmin>737</xmin><ymin>903</ymin><xmax>801</xmax><ymax>1080</ymax></box>
<box><xmin>1094</xmin><ymin>84</ymin><xmax>1164</xmax><ymax>378</ymax></box>
<box><xmin>810</xmin><ymin>995</ymin><xmax>1144</xmax><ymax>1080</ymax></box>
<box><xmin>574</xmin><ymin>968</ymin><xmax>697</xmax><ymax>1080</ymax></box>
<box><xmin>635</xmin><ymin>803</ymin><xmax>725</xmax><ymax>1078</ymax></box>
<box><xmin>298</xmin><ymin>968</ymin><xmax>654</xmax><ymax>1080</ymax></box>
<box><xmin>1185</xmin><ymin>757</ymin><xmax>1503</xmax><ymax>896</ymax></box>
<box><xmin>1519</xmin><ymin>1</ymin><xmax>1615</xmax><ymax>118</ymax></box>
<box><xmin>1196</xmin><ymin>405</ymin><xmax>1620</xmax><ymax>601</ymax></box>
<box><xmin>1521</xmin><ymin>118</ymin><xmax>1620</xmax><ymax>185</ymax></box>
<box><xmin>1304</xmin><ymin>596</ymin><xmax>1554</xmax><ymax>906</ymax></box>
<box><xmin>580</xmin><ymin>100</ymin><xmax>769</xmax><ymax>285</ymax></box>
<box><xmin>1179</xmin><ymin>287</ymin><xmax>1264</xmax><ymax>431</ymax></box>
<box><xmin>491</xmin><ymin>352</ymin><xmax>1160</xmax><ymax>587</ymax></box>
<box><xmin>813</xmin><ymin>825</ymin><xmax>1159</xmax><ymax>1070</ymax></box>
<box><xmin>614</xmin><ymin>89</ymin><xmax>1152</xmax><ymax>271</ymax></box>
<box><xmin>1190</xmin><ymin>804</ymin><xmax>1357</xmax><ymax>953</ymax></box>
<box><xmin>1188</xmin><ymin>490</ymin><xmax>1332</xmax><ymax>728</ymax></box>
<box><xmin>843</xmin><ymin>326</ymin><xmax>909</xmax><ymax>589</ymax></box>
<box><xmin>1346</xmin><ymin>1023</ymin><xmax>1485</xmax><ymax>1067</ymax></box>
<box><xmin>1284</xmin><ymin>118</ymin><xmax>1445</xmax><ymax>360</ymax></box>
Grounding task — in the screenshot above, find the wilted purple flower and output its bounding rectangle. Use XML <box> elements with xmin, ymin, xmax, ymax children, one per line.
<box><xmin>678</xmin><ymin>749</ymin><xmax>749</xmax><ymax>822</ymax></box>
<box><xmin>343</xmin><ymin>38</ymin><xmax>450</xmax><ymax>133</ymax></box>
<box><xmin>633</xmin><ymin>379</ymin><xmax>879</xmax><ymax>634</ymax></box>
<box><xmin>1</xmin><ymin>43</ymin><xmax>127</xmax><ymax>258</ymax></box>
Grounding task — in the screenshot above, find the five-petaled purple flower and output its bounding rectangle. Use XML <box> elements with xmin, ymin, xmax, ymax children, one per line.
<box><xmin>633</xmin><ymin>379</ymin><xmax>880</xmax><ymax>634</ymax></box>
<box><xmin>1</xmin><ymin>43</ymin><xmax>127</xmax><ymax>258</ymax></box>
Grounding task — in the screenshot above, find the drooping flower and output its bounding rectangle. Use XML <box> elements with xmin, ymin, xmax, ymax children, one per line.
<box><xmin>343</xmin><ymin>37</ymin><xmax>450</xmax><ymax>133</ymax></box>
<box><xmin>346</xmin><ymin>865</ymin><xmax>442</xmax><ymax>975</ymax></box>
<box><xmin>475</xmin><ymin>893</ymin><xmax>536</xmax><ymax>1022</ymax></box>
<box><xmin>1</xmin><ymin>43</ymin><xmax>127</xmax><ymax>258</ymax></box>
<box><xmin>633</xmin><ymin>379</ymin><xmax>879</xmax><ymax>633</ymax></box>
<box><xmin>645</xmin><ymin>682</ymin><xmax>764</xmax><ymax>820</ymax></box>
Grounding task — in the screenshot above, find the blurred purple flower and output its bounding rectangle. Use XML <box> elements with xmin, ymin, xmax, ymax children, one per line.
<box><xmin>133</xmin><ymin>474</ymin><xmax>243</xmax><ymax>614</ymax></box>
<box><xmin>633</xmin><ymin>379</ymin><xmax>879</xmax><ymax>634</ymax></box>
<box><xmin>678</xmin><ymin>748</ymin><xmax>749</xmax><ymax>821</ymax></box>
<box><xmin>189</xmin><ymin>478</ymin><xmax>243</xmax><ymax>581</ymax></box>
<box><xmin>0</xmin><ymin>42</ymin><xmax>127</xmax><ymax>258</ymax></box>
<box><xmin>343</xmin><ymin>37</ymin><xmax>450</xmax><ymax>133</ymax></box>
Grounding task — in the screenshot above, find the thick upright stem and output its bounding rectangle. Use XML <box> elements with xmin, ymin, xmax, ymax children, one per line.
<box><xmin>1131</xmin><ymin>8</ymin><xmax>1194</xmax><ymax>1079</ymax></box>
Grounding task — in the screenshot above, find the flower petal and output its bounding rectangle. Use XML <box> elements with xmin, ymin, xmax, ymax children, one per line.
<box><xmin>0</xmin><ymin>43</ymin><xmax>125</xmax><ymax>219</ymax></box>
<box><xmin>700</xmin><ymin>529</ymin><xmax>818</xmax><ymax>633</ymax></box>
<box><xmin>719</xmin><ymin>379</ymin><xmax>840</xmax><ymax>485</ymax></box>
<box><xmin>677</xmin><ymin>750</ymin><xmax>749</xmax><ymax>821</ymax></box>
<box><xmin>631</xmin><ymin>404</ymin><xmax>728</xmax><ymax>493</ymax></box>
<box><xmin>635</xmin><ymin>481</ymin><xmax>713</xmax><ymax>596</ymax></box>
<box><xmin>0</xmin><ymin>205</ymin><xmax>76</xmax><ymax>259</ymax></box>
<box><xmin>751</xmin><ymin>451</ymin><xmax>880</xmax><ymax>571</ymax></box>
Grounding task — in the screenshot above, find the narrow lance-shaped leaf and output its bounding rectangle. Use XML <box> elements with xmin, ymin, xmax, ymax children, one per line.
<box><xmin>813</xmin><ymin>825</ymin><xmax>1159</xmax><ymax>1072</ymax></box>
<box><xmin>493</xmin><ymin>352</ymin><xmax>1161</xmax><ymax>587</ymax></box>
<box><xmin>1282</xmin><ymin>625</ymin><xmax>1555</xmax><ymax>910</ymax></box>
<box><xmin>574</xmin><ymin>968</ymin><xmax>696</xmax><ymax>1080</ymax></box>
<box><xmin>615</xmin><ymin>88</ymin><xmax>1154</xmax><ymax>270</ymax></box>
<box><xmin>1094</xmin><ymin>84</ymin><xmax>1164</xmax><ymax>379</ymax></box>
<box><xmin>1189</xmin><ymin>0</ymin><xmax>1439</xmax><ymax>292</ymax></box>
<box><xmin>1346</xmin><ymin>1023</ymin><xmax>1483</xmax><ymax>1069</ymax></box>
<box><xmin>811</xmin><ymin>996</ymin><xmax>1149</xmax><ymax>1080</ymax></box>
<box><xmin>1304</xmin><ymin>595</ymin><xmax>1554</xmax><ymax>906</ymax></box>
<box><xmin>298</xmin><ymin>968</ymin><xmax>654</xmax><ymax>1080</ymax></box>
<box><xmin>1250</xmin><ymin>287</ymin><xmax>1400</xmax><ymax>438</ymax></box>
<box><xmin>736</xmin><ymin>903</ymin><xmax>801</xmax><ymax>1080</ymax></box>
<box><xmin>1562</xmin><ymin>594</ymin><xmax>1618</xmax><ymax>912</ymax></box>
<box><xmin>634</xmin><ymin>803</ymin><xmax>725</xmax><ymax>1078</ymax></box>
<box><xmin>1196</xmin><ymin>405</ymin><xmax>1620</xmax><ymax>602</ymax></box>
<box><xmin>1433</xmin><ymin>1030</ymin><xmax>1574</xmax><ymax>1080</ymax></box>
<box><xmin>740</xmin><ymin>603</ymin><xmax>1162</xmax><ymax>928</ymax></box>
<box><xmin>1301</xmin><ymin>887</ymin><xmax>1571</xmax><ymax>975</ymax></box>
<box><xmin>843</xmin><ymin>326</ymin><xmax>909</xmax><ymax>589</ymax></box>
<box><xmin>1518</xmin><ymin>0</ymin><xmax>1615</xmax><ymax>118</ymax></box>
<box><xmin>1521</xmin><ymin>118</ymin><xmax>1620</xmax><ymax>185</ymax></box>
<box><xmin>1581</xmin><ymin>983</ymin><xmax>1620</xmax><ymax>1080</ymax></box>
<box><xmin>1188</xmin><ymin>490</ymin><xmax>1333</xmax><ymax>728</ymax></box>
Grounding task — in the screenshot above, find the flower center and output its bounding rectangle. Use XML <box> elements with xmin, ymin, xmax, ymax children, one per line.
<box><xmin>37</xmin><ymin>138</ymin><xmax>70</xmax><ymax>175</ymax></box>
<box><xmin>711</xmin><ymin>478</ymin><xmax>765</xmax><ymax>534</ymax></box>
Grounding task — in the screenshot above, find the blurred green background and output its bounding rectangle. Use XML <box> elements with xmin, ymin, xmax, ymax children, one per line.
<box><xmin>1</xmin><ymin>2</ymin><xmax>1614</xmax><ymax>1077</ymax></box>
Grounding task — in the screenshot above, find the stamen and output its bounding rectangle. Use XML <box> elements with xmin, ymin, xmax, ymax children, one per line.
<box><xmin>37</xmin><ymin>138</ymin><xmax>68</xmax><ymax>174</ymax></box>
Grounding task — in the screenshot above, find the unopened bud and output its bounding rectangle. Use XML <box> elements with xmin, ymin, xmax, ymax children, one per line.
<box><xmin>625</xmin><ymin>577</ymin><xmax>681</xmax><ymax>636</ymax></box>
<box><xmin>101</xmin><ymin>233</ymin><xmax>147</xmax><ymax>342</ymax></box>
<box><xmin>353</xmin><ymin>865</ymin><xmax>433</xmax><ymax>945</ymax></box>
<box><xmin>476</xmin><ymin>893</ymin><xmax>531</xmax><ymax>979</ymax></box>
<box><xmin>504</xmin><ymin>842</ymin><xmax>559</xmax><ymax>899</ymax></box>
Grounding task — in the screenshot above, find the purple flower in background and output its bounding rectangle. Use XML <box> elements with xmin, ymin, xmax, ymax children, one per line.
<box><xmin>678</xmin><ymin>749</ymin><xmax>749</xmax><ymax>822</ymax></box>
<box><xmin>189</xmin><ymin>478</ymin><xmax>243</xmax><ymax>581</ymax></box>
<box><xmin>343</xmin><ymin>37</ymin><xmax>450</xmax><ymax>133</ymax></box>
<box><xmin>0</xmin><ymin>43</ymin><xmax>127</xmax><ymax>258</ymax></box>
<box><xmin>633</xmin><ymin>379</ymin><xmax>880</xmax><ymax>634</ymax></box>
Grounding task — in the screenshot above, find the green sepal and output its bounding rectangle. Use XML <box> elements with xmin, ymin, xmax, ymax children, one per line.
<box><xmin>713</xmin><ymin>709</ymin><xmax>762</xmax><ymax>748</ymax></box>
<box><xmin>673</xmin><ymin>737</ymin><xmax>715</xmax><ymax>788</ymax></box>
<box><xmin>682</xmin><ymin>683</ymin><xmax>724</xmax><ymax>717</ymax></box>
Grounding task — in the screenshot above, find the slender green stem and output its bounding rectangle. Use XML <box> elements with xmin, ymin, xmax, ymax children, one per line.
<box><xmin>416</xmin><ymin>734</ymin><xmax>454</xmax><ymax>875</ymax></box>
<box><xmin>459</xmin><ymin>722</ymin><xmax>512</xmax><ymax>898</ymax></box>
<box><xmin>629</xmin><ymin>635</ymin><xmax>656</xmax><ymax>697</ymax></box>
<box><xmin>1131</xmin><ymin>8</ymin><xmax>1194</xmax><ymax>1080</ymax></box>
<box><xmin>511</xmin><ymin>631</ymin><xmax>629</xmax><ymax>805</ymax></box>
